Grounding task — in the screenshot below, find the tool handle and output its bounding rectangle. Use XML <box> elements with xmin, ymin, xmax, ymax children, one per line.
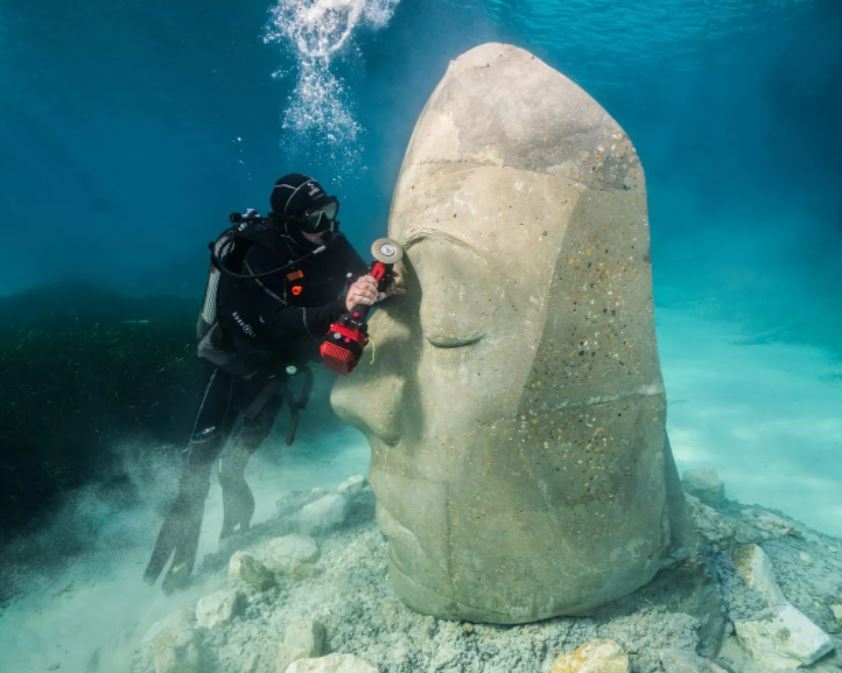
<box><xmin>347</xmin><ymin>260</ymin><xmax>393</xmax><ymax>320</ymax></box>
<box><xmin>370</xmin><ymin>261</ymin><xmax>393</xmax><ymax>292</ymax></box>
<box><xmin>348</xmin><ymin>304</ymin><xmax>371</xmax><ymax>323</ymax></box>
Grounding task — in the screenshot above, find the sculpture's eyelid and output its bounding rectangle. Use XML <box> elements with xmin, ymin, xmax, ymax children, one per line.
<box><xmin>407</xmin><ymin>235</ymin><xmax>489</xmax><ymax>348</ymax></box>
<box><xmin>422</xmin><ymin>310</ymin><xmax>486</xmax><ymax>348</ymax></box>
<box><xmin>416</xmin><ymin>290</ymin><xmax>486</xmax><ymax>348</ymax></box>
<box><xmin>425</xmin><ymin>333</ymin><xmax>484</xmax><ymax>349</ymax></box>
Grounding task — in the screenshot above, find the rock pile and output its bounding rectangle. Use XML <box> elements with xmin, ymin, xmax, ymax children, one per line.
<box><xmin>731</xmin><ymin>544</ymin><xmax>833</xmax><ymax>669</ymax></box>
<box><xmin>549</xmin><ymin>639</ymin><xmax>629</xmax><ymax>673</ymax></box>
<box><xmin>275</xmin><ymin>618</ymin><xmax>327</xmax><ymax>673</ymax></box>
<box><xmin>134</xmin><ymin>470</ymin><xmax>841</xmax><ymax>673</ymax></box>
<box><xmin>682</xmin><ymin>469</ymin><xmax>725</xmax><ymax>508</ymax></box>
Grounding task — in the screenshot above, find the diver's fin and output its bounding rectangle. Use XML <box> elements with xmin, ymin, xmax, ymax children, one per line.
<box><xmin>219</xmin><ymin>478</ymin><xmax>255</xmax><ymax>540</ymax></box>
<box><xmin>281</xmin><ymin>366</ymin><xmax>311</xmax><ymax>445</ymax></box>
<box><xmin>143</xmin><ymin>493</ymin><xmax>206</xmax><ymax>592</ymax></box>
<box><xmin>285</xmin><ymin>409</ymin><xmax>300</xmax><ymax>446</ymax></box>
<box><xmin>161</xmin><ymin>557</ymin><xmax>194</xmax><ymax>594</ymax></box>
<box><xmin>143</xmin><ymin>519</ymin><xmax>177</xmax><ymax>585</ymax></box>
<box><xmin>296</xmin><ymin>366</ymin><xmax>313</xmax><ymax>410</ymax></box>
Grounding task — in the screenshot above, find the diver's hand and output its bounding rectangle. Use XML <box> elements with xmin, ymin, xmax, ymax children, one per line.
<box><xmin>345</xmin><ymin>273</ymin><xmax>406</xmax><ymax>311</ymax></box>
<box><xmin>345</xmin><ymin>275</ymin><xmax>379</xmax><ymax>311</ymax></box>
<box><xmin>385</xmin><ymin>273</ymin><xmax>407</xmax><ymax>299</ymax></box>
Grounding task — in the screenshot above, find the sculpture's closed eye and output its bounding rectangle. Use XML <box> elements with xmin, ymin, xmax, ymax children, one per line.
<box><xmin>425</xmin><ymin>332</ymin><xmax>484</xmax><ymax>349</ymax></box>
<box><xmin>421</xmin><ymin>303</ymin><xmax>486</xmax><ymax>349</ymax></box>
<box><xmin>407</xmin><ymin>235</ymin><xmax>492</xmax><ymax>350</ymax></box>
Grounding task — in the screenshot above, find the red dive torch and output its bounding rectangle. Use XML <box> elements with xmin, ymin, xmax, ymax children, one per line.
<box><xmin>320</xmin><ymin>237</ymin><xmax>404</xmax><ymax>375</ymax></box>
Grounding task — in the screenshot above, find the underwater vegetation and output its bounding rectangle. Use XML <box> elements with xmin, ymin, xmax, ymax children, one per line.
<box><xmin>0</xmin><ymin>283</ymin><xmax>202</xmax><ymax>533</ymax></box>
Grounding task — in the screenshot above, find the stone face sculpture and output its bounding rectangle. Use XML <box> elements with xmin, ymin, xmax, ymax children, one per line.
<box><xmin>331</xmin><ymin>42</ymin><xmax>694</xmax><ymax>624</ymax></box>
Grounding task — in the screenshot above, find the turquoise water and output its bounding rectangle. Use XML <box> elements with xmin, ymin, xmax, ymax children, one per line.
<box><xmin>1</xmin><ymin>1</ymin><xmax>841</xmax><ymax>669</ymax></box>
<box><xmin>3</xmin><ymin>0</ymin><xmax>839</xmax><ymax>527</ymax></box>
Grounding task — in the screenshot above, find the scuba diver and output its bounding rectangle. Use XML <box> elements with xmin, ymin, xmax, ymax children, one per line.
<box><xmin>144</xmin><ymin>173</ymin><xmax>397</xmax><ymax>593</ymax></box>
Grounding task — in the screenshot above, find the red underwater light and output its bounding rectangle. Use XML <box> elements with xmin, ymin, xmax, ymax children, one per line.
<box><xmin>320</xmin><ymin>322</ymin><xmax>369</xmax><ymax>375</ymax></box>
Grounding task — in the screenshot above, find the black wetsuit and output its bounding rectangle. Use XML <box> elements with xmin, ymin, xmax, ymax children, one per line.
<box><xmin>144</xmin><ymin>223</ymin><xmax>367</xmax><ymax>592</ymax></box>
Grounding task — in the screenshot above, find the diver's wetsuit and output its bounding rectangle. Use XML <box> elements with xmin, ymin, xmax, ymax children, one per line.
<box><xmin>145</xmin><ymin>224</ymin><xmax>367</xmax><ymax>593</ymax></box>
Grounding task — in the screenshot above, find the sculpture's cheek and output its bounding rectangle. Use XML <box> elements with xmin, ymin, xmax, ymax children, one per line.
<box><xmin>369</xmin><ymin>468</ymin><xmax>453</xmax><ymax>607</ymax></box>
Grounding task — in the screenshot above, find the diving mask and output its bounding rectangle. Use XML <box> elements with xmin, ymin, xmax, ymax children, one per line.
<box><xmin>302</xmin><ymin>199</ymin><xmax>339</xmax><ymax>234</ymax></box>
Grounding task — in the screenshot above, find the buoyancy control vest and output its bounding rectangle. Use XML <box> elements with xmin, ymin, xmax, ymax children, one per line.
<box><xmin>196</xmin><ymin>213</ymin><xmax>344</xmax><ymax>373</ymax></box>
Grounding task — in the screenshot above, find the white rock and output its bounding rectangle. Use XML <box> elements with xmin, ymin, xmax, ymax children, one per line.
<box><xmin>739</xmin><ymin>508</ymin><xmax>799</xmax><ymax>540</ymax></box>
<box><xmin>686</xmin><ymin>495</ymin><xmax>735</xmax><ymax>544</ymax></box>
<box><xmin>277</xmin><ymin>491</ymin><xmax>307</xmax><ymax>517</ymax></box>
<box><xmin>304</xmin><ymin>487</ymin><xmax>328</xmax><ymax>504</ymax></box>
<box><xmin>149</xmin><ymin>609</ymin><xmax>201</xmax><ymax>673</ymax></box>
<box><xmin>141</xmin><ymin>609</ymin><xmax>194</xmax><ymax>648</ymax></box>
<box><xmin>832</xmin><ymin>604</ymin><xmax>842</xmax><ymax>625</ymax></box>
<box><xmin>195</xmin><ymin>589</ymin><xmax>241</xmax><ymax>629</ymax></box>
<box><xmin>550</xmin><ymin>639</ymin><xmax>630</xmax><ymax>673</ymax></box>
<box><xmin>682</xmin><ymin>469</ymin><xmax>725</xmax><ymax>508</ymax></box>
<box><xmin>298</xmin><ymin>494</ymin><xmax>350</xmax><ymax>535</ymax></box>
<box><xmin>733</xmin><ymin>544</ymin><xmax>786</xmax><ymax>606</ymax></box>
<box><xmin>735</xmin><ymin>603</ymin><xmax>834</xmax><ymax>669</ymax></box>
<box><xmin>284</xmin><ymin>653</ymin><xmax>379</xmax><ymax>673</ymax></box>
<box><xmin>275</xmin><ymin>618</ymin><xmax>327</xmax><ymax>673</ymax></box>
<box><xmin>243</xmin><ymin>652</ymin><xmax>260</xmax><ymax>673</ymax></box>
<box><xmin>337</xmin><ymin>474</ymin><xmax>367</xmax><ymax>495</ymax></box>
<box><xmin>228</xmin><ymin>551</ymin><xmax>276</xmax><ymax>591</ymax></box>
<box><xmin>254</xmin><ymin>534</ymin><xmax>320</xmax><ymax>575</ymax></box>
<box><xmin>659</xmin><ymin>649</ymin><xmax>728</xmax><ymax>673</ymax></box>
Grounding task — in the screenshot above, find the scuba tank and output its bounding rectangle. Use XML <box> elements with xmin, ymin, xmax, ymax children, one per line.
<box><xmin>196</xmin><ymin>209</ymin><xmax>258</xmax><ymax>340</ymax></box>
<box><xmin>196</xmin><ymin>227</ymin><xmax>237</xmax><ymax>339</ymax></box>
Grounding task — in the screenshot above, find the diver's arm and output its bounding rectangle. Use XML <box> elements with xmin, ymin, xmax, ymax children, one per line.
<box><xmin>256</xmin><ymin>275</ymin><xmax>384</xmax><ymax>340</ymax></box>
<box><xmin>332</xmin><ymin>233</ymin><xmax>405</xmax><ymax>305</ymax></box>
<box><xmin>260</xmin><ymin>296</ymin><xmax>348</xmax><ymax>341</ymax></box>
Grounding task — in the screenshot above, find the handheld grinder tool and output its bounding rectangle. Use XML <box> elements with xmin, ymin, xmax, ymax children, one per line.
<box><xmin>320</xmin><ymin>237</ymin><xmax>404</xmax><ymax>375</ymax></box>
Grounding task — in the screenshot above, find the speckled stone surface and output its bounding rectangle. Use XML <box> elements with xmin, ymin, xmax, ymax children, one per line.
<box><xmin>331</xmin><ymin>42</ymin><xmax>693</xmax><ymax>623</ymax></box>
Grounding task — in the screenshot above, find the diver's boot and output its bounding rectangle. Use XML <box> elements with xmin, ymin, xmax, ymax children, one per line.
<box><xmin>218</xmin><ymin>445</ymin><xmax>256</xmax><ymax>540</ymax></box>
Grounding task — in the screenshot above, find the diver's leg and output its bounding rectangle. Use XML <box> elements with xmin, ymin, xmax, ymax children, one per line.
<box><xmin>218</xmin><ymin>377</ymin><xmax>285</xmax><ymax>539</ymax></box>
<box><xmin>144</xmin><ymin>366</ymin><xmax>235</xmax><ymax>592</ymax></box>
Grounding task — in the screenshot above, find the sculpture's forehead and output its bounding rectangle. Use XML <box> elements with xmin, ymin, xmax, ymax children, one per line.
<box><xmin>389</xmin><ymin>166</ymin><xmax>579</xmax><ymax>284</ymax></box>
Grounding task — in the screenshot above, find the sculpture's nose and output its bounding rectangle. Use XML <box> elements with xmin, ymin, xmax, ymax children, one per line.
<box><xmin>329</xmin><ymin>308</ymin><xmax>411</xmax><ymax>446</ymax></box>
<box><xmin>331</xmin><ymin>371</ymin><xmax>405</xmax><ymax>445</ymax></box>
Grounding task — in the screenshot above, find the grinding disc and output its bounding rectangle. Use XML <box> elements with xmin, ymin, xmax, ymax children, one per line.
<box><xmin>371</xmin><ymin>237</ymin><xmax>404</xmax><ymax>265</ymax></box>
